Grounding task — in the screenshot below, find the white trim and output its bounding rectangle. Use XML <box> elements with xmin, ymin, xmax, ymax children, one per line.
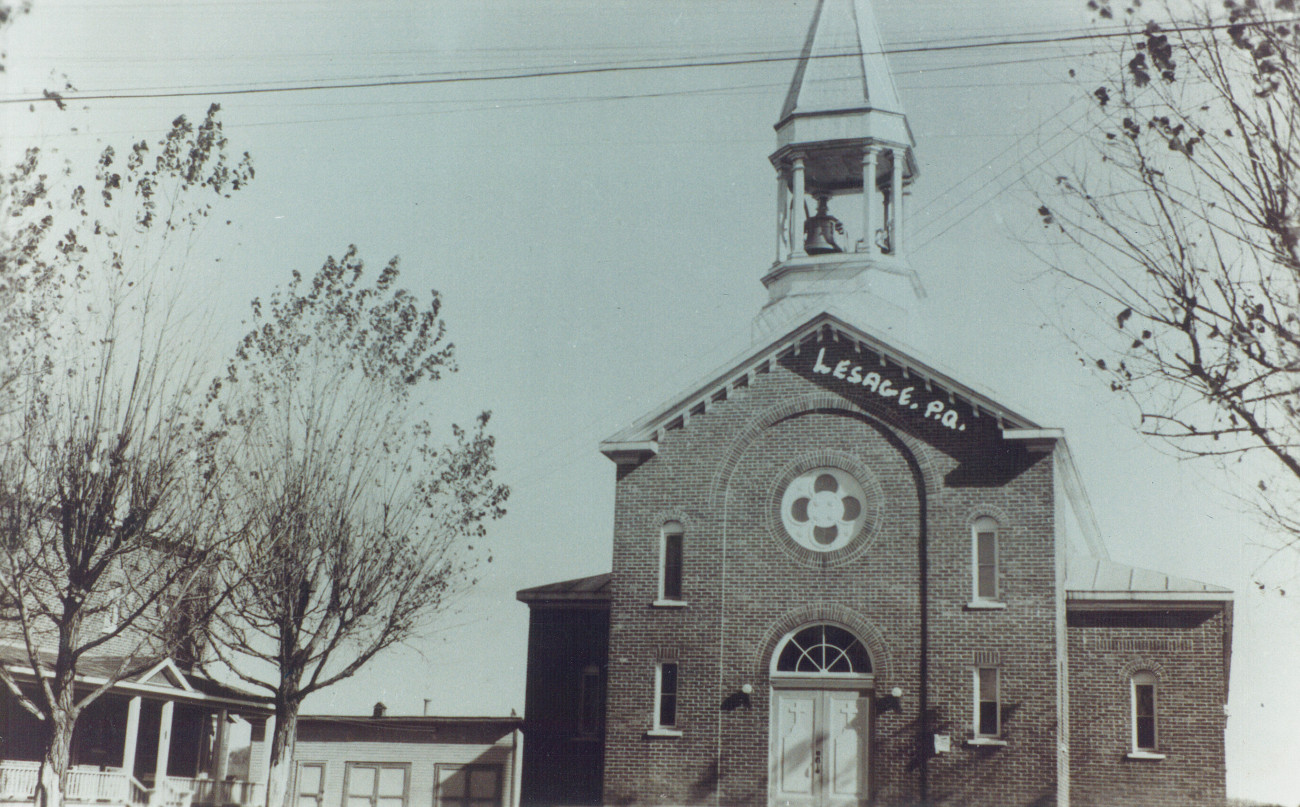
<box><xmin>138</xmin><ymin>658</ymin><xmax>197</xmax><ymax>693</ymax></box>
<box><xmin>651</xmin><ymin>600</ymin><xmax>689</xmax><ymax>608</ymax></box>
<box><xmin>965</xmin><ymin>600</ymin><xmax>1007</xmax><ymax>611</ymax></box>
<box><xmin>644</xmin><ymin>728</ymin><xmax>684</xmax><ymax>738</ymax></box>
<box><xmin>1068</xmin><ymin>590</ymin><xmax>1233</xmax><ymax>602</ymax></box>
<box><xmin>965</xmin><ymin>737</ymin><xmax>1008</xmax><ymax>747</ymax></box>
<box><xmin>1125</xmin><ymin>751</ymin><xmax>1166</xmax><ymax>761</ymax></box>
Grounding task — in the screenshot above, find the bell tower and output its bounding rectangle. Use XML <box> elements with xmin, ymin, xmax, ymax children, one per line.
<box><xmin>755</xmin><ymin>0</ymin><xmax>922</xmax><ymax>337</ymax></box>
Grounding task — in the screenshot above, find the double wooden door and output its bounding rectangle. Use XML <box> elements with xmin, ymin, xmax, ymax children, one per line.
<box><xmin>770</xmin><ymin>688</ymin><xmax>870</xmax><ymax>807</ymax></box>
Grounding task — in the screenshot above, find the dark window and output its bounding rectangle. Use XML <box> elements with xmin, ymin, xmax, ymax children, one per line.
<box><xmin>976</xmin><ymin>531</ymin><xmax>997</xmax><ymax>599</ymax></box>
<box><xmin>578</xmin><ymin>665</ymin><xmax>602</xmax><ymax>736</ymax></box>
<box><xmin>977</xmin><ymin>668</ymin><xmax>999</xmax><ymax>737</ymax></box>
<box><xmin>1133</xmin><ymin>672</ymin><xmax>1157</xmax><ymax>751</ymax></box>
<box><xmin>662</xmin><ymin>527</ymin><xmax>683</xmax><ymax>601</ymax></box>
<box><xmin>972</xmin><ymin>517</ymin><xmax>999</xmax><ymax>601</ymax></box>
<box><xmin>657</xmin><ymin>663</ymin><xmax>678</xmax><ymax>728</ymax></box>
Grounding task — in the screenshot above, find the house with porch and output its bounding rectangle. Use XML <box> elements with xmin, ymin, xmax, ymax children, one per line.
<box><xmin>0</xmin><ymin>649</ymin><xmax>273</xmax><ymax>807</ymax></box>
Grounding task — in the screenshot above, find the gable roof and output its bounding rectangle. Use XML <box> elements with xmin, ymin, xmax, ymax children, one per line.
<box><xmin>602</xmin><ymin>307</ymin><xmax>1038</xmax><ymax>455</ymax></box>
<box><xmin>0</xmin><ymin>645</ymin><xmax>270</xmax><ymax>711</ymax></box>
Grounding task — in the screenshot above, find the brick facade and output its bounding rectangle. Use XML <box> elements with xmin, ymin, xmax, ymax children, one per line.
<box><xmin>600</xmin><ymin>352</ymin><xmax>1063</xmax><ymax>807</ymax></box>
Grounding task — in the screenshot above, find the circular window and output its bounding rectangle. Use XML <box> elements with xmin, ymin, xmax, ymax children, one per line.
<box><xmin>780</xmin><ymin>468</ymin><xmax>868</xmax><ymax>552</ymax></box>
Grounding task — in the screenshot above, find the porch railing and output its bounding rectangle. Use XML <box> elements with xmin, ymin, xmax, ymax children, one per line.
<box><xmin>182</xmin><ymin>779</ymin><xmax>264</xmax><ymax>807</ymax></box>
<box><xmin>0</xmin><ymin>762</ymin><xmax>39</xmax><ymax>802</ymax></box>
<box><xmin>0</xmin><ymin>765</ymin><xmax>260</xmax><ymax>807</ymax></box>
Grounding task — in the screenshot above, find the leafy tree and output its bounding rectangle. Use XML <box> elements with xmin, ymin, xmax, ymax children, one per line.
<box><xmin>1036</xmin><ymin>0</ymin><xmax>1300</xmax><ymax>557</ymax></box>
<box><xmin>203</xmin><ymin>247</ymin><xmax>509</xmax><ymax>807</ymax></box>
<box><xmin>0</xmin><ymin>106</ymin><xmax>252</xmax><ymax>807</ymax></box>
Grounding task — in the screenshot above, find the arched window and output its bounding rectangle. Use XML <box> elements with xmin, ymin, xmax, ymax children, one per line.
<box><xmin>1131</xmin><ymin>671</ymin><xmax>1159</xmax><ymax>754</ymax></box>
<box><xmin>971</xmin><ymin>517</ymin><xmax>1000</xmax><ymax>604</ymax></box>
<box><xmin>774</xmin><ymin>624</ymin><xmax>872</xmax><ymax>675</ymax></box>
<box><xmin>658</xmin><ymin>521</ymin><xmax>684</xmax><ymax>604</ymax></box>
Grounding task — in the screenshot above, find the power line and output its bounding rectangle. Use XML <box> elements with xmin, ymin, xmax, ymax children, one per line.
<box><xmin>4</xmin><ymin>16</ymin><xmax>1291</xmax><ymax>107</ymax></box>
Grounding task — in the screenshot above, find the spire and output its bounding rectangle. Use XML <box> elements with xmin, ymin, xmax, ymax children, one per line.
<box><xmin>779</xmin><ymin>0</ymin><xmax>906</xmax><ymax>127</ymax></box>
<box><xmin>756</xmin><ymin>0</ymin><xmax>922</xmax><ymax>340</ymax></box>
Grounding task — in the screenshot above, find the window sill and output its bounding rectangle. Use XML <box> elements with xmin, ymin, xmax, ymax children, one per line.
<box><xmin>645</xmin><ymin>728</ymin><xmax>683</xmax><ymax>738</ymax></box>
<box><xmin>966</xmin><ymin>737</ymin><xmax>1008</xmax><ymax>747</ymax></box>
<box><xmin>651</xmin><ymin>599</ymin><xmax>688</xmax><ymax>608</ymax></box>
<box><xmin>965</xmin><ymin>600</ymin><xmax>1007</xmax><ymax>611</ymax></box>
<box><xmin>1126</xmin><ymin>751</ymin><xmax>1166</xmax><ymax>761</ymax></box>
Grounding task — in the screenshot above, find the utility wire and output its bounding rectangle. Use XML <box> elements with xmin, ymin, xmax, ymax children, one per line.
<box><xmin>4</xmin><ymin>16</ymin><xmax>1293</xmax><ymax>107</ymax></box>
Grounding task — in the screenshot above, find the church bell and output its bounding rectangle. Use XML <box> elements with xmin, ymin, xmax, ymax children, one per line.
<box><xmin>803</xmin><ymin>195</ymin><xmax>844</xmax><ymax>255</ymax></box>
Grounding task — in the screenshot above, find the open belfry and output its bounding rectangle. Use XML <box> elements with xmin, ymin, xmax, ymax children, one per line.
<box><xmin>516</xmin><ymin>1</ymin><xmax>1232</xmax><ymax>805</ymax></box>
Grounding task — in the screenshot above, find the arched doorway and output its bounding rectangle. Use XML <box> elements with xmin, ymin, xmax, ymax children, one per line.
<box><xmin>769</xmin><ymin>624</ymin><xmax>873</xmax><ymax>807</ymax></box>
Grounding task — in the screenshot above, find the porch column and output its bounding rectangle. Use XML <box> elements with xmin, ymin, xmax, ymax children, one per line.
<box><xmin>154</xmin><ymin>700</ymin><xmax>175</xmax><ymax>789</ymax></box>
<box><xmin>213</xmin><ymin>710</ymin><xmax>229</xmax><ymax>781</ymax></box>
<box><xmin>122</xmin><ymin>696</ymin><xmax>142</xmax><ymax>777</ymax></box>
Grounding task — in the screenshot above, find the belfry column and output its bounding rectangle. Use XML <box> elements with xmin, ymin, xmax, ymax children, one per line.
<box><xmin>791</xmin><ymin>157</ymin><xmax>807</xmax><ymax>257</ymax></box>
<box><xmin>891</xmin><ymin>147</ymin><xmax>905</xmax><ymax>255</ymax></box>
<box><xmin>861</xmin><ymin>147</ymin><xmax>879</xmax><ymax>256</ymax></box>
<box><xmin>777</xmin><ymin>168</ymin><xmax>790</xmax><ymax>261</ymax></box>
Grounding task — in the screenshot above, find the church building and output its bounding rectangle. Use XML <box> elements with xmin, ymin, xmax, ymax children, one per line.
<box><xmin>516</xmin><ymin>2</ymin><xmax>1233</xmax><ymax>805</ymax></box>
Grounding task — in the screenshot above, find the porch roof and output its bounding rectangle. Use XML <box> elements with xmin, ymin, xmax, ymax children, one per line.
<box><xmin>0</xmin><ymin>645</ymin><xmax>271</xmax><ymax>713</ymax></box>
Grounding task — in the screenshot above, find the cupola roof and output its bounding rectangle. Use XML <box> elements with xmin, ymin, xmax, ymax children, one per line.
<box><xmin>779</xmin><ymin>0</ymin><xmax>906</xmax><ymax>125</ymax></box>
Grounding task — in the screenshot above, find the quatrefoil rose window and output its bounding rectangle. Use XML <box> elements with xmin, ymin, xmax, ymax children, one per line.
<box><xmin>780</xmin><ymin>468</ymin><xmax>868</xmax><ymax>552</ymax></box>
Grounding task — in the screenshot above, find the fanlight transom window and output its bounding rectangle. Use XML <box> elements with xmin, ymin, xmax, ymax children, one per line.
<box><xmin>775</xmin><ymin>624</ymin><xmax>872</xmax><ymax>675</ymax></box>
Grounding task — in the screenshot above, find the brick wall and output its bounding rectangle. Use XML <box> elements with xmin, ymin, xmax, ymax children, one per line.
<box><xmin>1067</xmin><ymin>607</ymin><xmax>1229</xmax><ymax>807</ymax></box>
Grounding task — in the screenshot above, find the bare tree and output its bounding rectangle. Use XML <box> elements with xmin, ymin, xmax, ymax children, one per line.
<box><xmin>1035</xmin><ymin>0</ymin><xmax>1300</xmax><ymax>553</ymax></box>
<box><xmin>0</xmin><ymin>106</ymin><xmax>251</xmax><ymax>807</ymax></box>
<box><xmin>203</xmin><ymin>248</ymin><xmax>508</xmax><ymax>807</ymax></box>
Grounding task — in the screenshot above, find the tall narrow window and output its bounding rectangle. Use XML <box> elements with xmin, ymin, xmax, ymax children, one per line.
<box><xmin>972</xmin><ymin>517</ymin><xmax>999</xmax><ymax>602</ymax></box>
<box><xmin>1131</xmin><ymin>672</ymin><xmax>1158</xmax><ymax>752</ymax></box>
<box><xmin>975</xmin><ymin>667</ymin><xmax>1000</xmax><ymax>737</ymax></box>
<box><xmin>660</xmin><ymin>522</ymin><xmax>684</xmax><ymax>602</ymax></box>
<box><xmin>655</xmin><ymin>662</ymin><xmax>679</xmax><ymax>729</ymax></box>
<box><xmin>577</xmin><ymin>664</ymin><xmax>602</xmax><ymax>737</ymax></box>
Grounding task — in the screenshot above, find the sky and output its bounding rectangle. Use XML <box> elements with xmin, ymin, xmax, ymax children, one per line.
<box><xmin>3</xmin><ymin>0</ymin><xmax>1298</xmax><ymax>802</ymax></box>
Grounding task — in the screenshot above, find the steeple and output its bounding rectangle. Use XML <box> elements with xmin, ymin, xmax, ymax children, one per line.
<box><xmin>756</xmin><ymin>0</ymin><xmax>922</xmax><ymax>338</ymax></box>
